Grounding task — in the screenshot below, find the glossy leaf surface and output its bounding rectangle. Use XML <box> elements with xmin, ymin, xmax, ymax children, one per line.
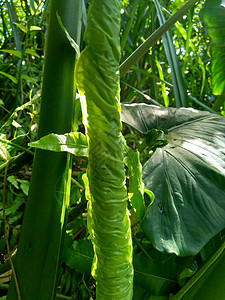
<box><xmin>76</xmin><ymin>0</ymin><xmax>133</xmax><ymax>299</ymax></box>
<box><xmin>121</xmin><ymin>103</ymin><xmax>225</xmax><ymax>256</ymax></box>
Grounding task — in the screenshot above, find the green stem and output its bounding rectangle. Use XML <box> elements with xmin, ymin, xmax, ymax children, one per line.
<box><xmin>133</xmin><ymin>237</ymin><xmax>153</xmax><ymax>261</ymax></box>
<box><xmin>7</xmin><ymin>0</ymin><xmax>82</xmax><ymax>299</ymax></box>
<box><xmin>119</xmin><ymin>0</ymin><xmax>200</xmax><ymax>77</ymax></box>
<box><xmin>0</xmin><ymin>138</ymin><xmax>34</xmax><ymax>156</ymax></box>
<box><xmin>3</xmin><ymin>162</ymin><xmax>21</xmax><ymax>300</ymax></box>
<box><xmin>173</xmin><ymin>240</ymin><xmax>225</xmax><ymax>299</ymax></box>
<box><xmin>121</xmin><ymin>0</ymin><xmax>140</xmax><ymax>53</ymax></box>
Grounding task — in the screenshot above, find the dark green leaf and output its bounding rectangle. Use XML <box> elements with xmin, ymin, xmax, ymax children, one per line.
<box><xmin>134</xmin><ymin>253</ymin><xmax>178</xmax><ymax>296</ymax></box>
<box><xmin>56</xmin><ymin>12</ymin><xmax>80</xmax><ymax>58</ymax></box>
<box><xmin>62</xmin><ymin>235</ymin><xmax>93</xmax><ymax>274</ymax></box>
<box><xmin>121</xmin><ymin>103</ymin><xmax>225</xmax><ymax>256</ymax></box>
<box><xmin>0</xmin><ymin>71</ymin><xmax>18</xmax><ymax>84</ymax></box>
<box><xmin>133</xmin><ymin>285</ymin><xmax>168</xmax><ymax>300</ymax></box>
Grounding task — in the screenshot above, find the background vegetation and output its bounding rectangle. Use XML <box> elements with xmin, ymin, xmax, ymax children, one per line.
<box><xmin>0</xmin><ymin>0</ymin><xmax>225</xmax><ymax>299</ymax></box>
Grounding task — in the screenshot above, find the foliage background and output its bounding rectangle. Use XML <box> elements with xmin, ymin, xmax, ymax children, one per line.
<box><xmin>0</xmin><ymin>0</ymin><xmax>225</xmax><ymax>299</ymax></box>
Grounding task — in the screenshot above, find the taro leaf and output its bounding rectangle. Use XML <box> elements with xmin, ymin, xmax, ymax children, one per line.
<box><xmin>133</xmin><ymin>285</ymin><xmax>168</xmax><ymax>300</ymax></box>
<box><xmin>134</xmin><ymin>253</ymin><xmax>178</xmax><ymax>296</ymax></box>
<box><xmin>121</xmin><ymin>103</ymin><xmax>225</xmax><ymax>256</ymax></box>
<box><xmin>202</xmin><ymin>0</ymin><xmax>225</xmax><ymax>95</ymax></box>
<box><xmin>29</xmin><ymin>132</ymin><xmax>88</xmax><ymax>157</ymax></box>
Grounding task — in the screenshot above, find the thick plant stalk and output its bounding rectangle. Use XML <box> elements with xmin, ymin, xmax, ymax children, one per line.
<box><xmin>76</xmin><ymin>0</ymin><xmax>133</xmax><ymax>299</ymax></box>
<box><xmin>7</xmin><ymin>0</ymin><xmax>82</xmax><ymax>299</ymax></box>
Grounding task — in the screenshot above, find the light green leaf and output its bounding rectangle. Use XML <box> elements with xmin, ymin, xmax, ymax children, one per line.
<box><xmin>0</xmin><ymin>49</ymin><xmax>22</xmax><ymax>58</ymax></box>
<box><xmin>123</xmin><ymin>140</ymin><xmax>146</xmax><ymax>220</ymax></box>
<box><xmin>76</xmin><ymin>0</ymin><xmax>133</xmax><ymax>298</ymax></box>
<box><xmin>29</xmin><ymin>132</ymin><xmax>88</xmax><ymax>157</ymax></box>
<box><xmin>202</xmin><ymin>0</ymin><xmax>225</xmax><ymax>95</ymax></box>
<box><xmin>13</xmin><ymin>22</ymin><xmax>28</xmax><ymax>33</ymax></box>
<box><xmin>153</xmin><ymin>0</ymin><xmax>188</xmax><ymax>107</ymax></box>
<box><xmin>0</xmin><ymin>145</ymin><xmax>8</xmax><ymax>161</ymax></box>
<box><xmin>29</xmin><ymin>0</ymin><xmax>35</xmax><ymax>13</ymax></box>
<box><xmin>30</xmin><ymin>25</ymin><xmax>41</xmax><ymax>31</ymax></box>
<box><xmin>12</xmin><ymin>120</ymin><xmax>22</xmax><ymax>128</ymax></box>
<box><xmin>7</xmin><ymin>175</ymin><xmax>19</xmax><ymax>189</ymax></box>
<box><xmin>155</xmin><ymin>58</ymin><xmax>169</xmax><ymax>107</ymax></box>
<box><xmin>17</xmin><ymin>179</ymin><xmax>30</xmax><ymax>196</ymax></box>
<box><xmin>122</xmin><ymin>103</ymin><xmax>225</xmax><ymax>256</ymax></box>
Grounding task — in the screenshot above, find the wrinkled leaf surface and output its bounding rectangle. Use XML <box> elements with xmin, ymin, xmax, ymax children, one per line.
<box><xmin>75</xmin><ymin>0</ymin><xmax>133</xmax><ymax>299</ymax></box>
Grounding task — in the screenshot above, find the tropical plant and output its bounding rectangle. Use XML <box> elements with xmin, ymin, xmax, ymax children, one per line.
<box><xmin>1</xmin><ymin>0</ymin><xmax>225</xmax><ymax>299</ymax></box>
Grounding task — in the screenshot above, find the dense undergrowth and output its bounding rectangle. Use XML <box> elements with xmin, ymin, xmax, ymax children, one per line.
<box><xmin>1</xmin><ymin>0</ymin><xmax>225</xmax><ymax>299</ymax></box>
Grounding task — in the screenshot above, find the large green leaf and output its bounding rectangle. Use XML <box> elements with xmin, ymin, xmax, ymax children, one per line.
<box><xmin>202</xmin><ymin>0</ymin><xmax>225</xmax><ymax>95</ymax></box>
<box><xmin>75</xmin><ymin>0</ymin><xmax>133</xmax><ymax>299</ymax></box>
<box><xmin>134</xmin><ymin>253</ymin><xmax>177</xmax><ymax>296</ymax></box>
<box><xmin>121</xmin><ymin>103</ymin><xmax>225</xmax><ymax>256</ymax></box>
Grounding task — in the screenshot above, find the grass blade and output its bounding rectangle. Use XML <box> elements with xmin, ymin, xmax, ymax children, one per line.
<box><xmin>120</xmin><ymin>0</ymin><xmax>199</xmax><ymax>78</ymax></box>
<box><xmin>153</xmin><ymin>0</ymin><xmax>188</xmax><ymax>107</ymax></box>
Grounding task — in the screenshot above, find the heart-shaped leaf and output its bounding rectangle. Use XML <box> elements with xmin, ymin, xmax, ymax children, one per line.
<box><xmin>121</xmin><ymin>103</ymin><xmax>225</xmax><ymax>256</ymax></box>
